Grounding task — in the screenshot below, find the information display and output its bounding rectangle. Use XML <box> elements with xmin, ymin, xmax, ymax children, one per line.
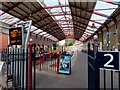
<box><xmin>58</xmin><ymin>54</ymin><xmax>71</xmax><ymax>75</ymax></box>
<box><xmin>9</xmin><ymin>27</ymin><xmax>22</xmax><ymax>45</ymax></box>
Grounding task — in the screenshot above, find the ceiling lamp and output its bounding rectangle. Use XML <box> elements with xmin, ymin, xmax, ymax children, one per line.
<box><xmin>91</xmin><ymin>23</ymin><xmax>97</xmax><ymax>32</ymax></box>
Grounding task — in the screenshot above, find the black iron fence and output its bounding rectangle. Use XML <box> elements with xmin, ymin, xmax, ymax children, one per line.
<box><xmin>0</xmin><ymin>44</ymin><xmax>36</xmax><ymax>90</ymax></box>
<box><xmin>40</xmin><ymin>53</ymin><xmax>59</xmax><ymax>72</ymax></box>
<box><xmin>88</xmin><ymin>43</ymin><xmax>120</xmax><ymax>90</ymax></box>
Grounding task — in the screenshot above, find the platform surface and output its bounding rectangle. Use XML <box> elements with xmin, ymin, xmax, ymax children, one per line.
<box><xmin>35</xmin><ymin>51</ymin><xmax>88</xmax><ymax>88</ymax></box>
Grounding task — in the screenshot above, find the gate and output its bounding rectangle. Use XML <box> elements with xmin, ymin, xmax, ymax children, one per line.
<box><xmin>0</xmin><ymin>43</ymin><xmax>36</xmax><ymax>90</ymax></box>
<box><xmin>39</xmin><ymin>53</ymin><xmax>59</xmax><ymax>73</ymax></box>
<box><xmin>88</xmin><ymin>43</ymin><xmax>120</xmax><ymax>90</ymax></box>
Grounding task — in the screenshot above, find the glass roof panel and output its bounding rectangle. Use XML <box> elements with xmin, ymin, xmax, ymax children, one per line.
<box><xmin>43</xmin><ymin>0</ymin><xmax>74</xmax><ymax>37</ymax></box>
<box><xmin>59</xmin><ymin>0</ymin><xmax>68</xmax><ymax>4</ymax></box>
<box><xmin>62</xmin><ymin>7</ymin><xmax>71</xmax><ymax>12</ymax></box>
<box><xmin>55</xmin><ymin>16</ymin><xmax>64</xmax><ymax>19</ymax></box>
<box><xmin>44</xmin><ymin>0</ymin><xmax>58</xmax><ymax>6</ymax></box>
<box><xmin>34</xmin><ymin>30</ymin><xmax>43</xmax><ymax>34</ymax></box>
<box><xmin>95</xmin><ymin>1</ymin><xmax>118</xmax><ymax>16</ymax></box>
<box><xmin>0</xmin><ymin>10</ymin><xmax>58</xmax><ymax>41</ymax></box>
<box><xmin>39</xmin><ymin>32</ymin><xmax>47</xmax><ymax>35</ymax></box>
<box><xmin>81</xmin><ymin>0</ymin><xmax>118</xmax><ymax>41</ymax></box>
<box><xmin>50</xmin><ymin>8</ymin><xmax>62</xmax><ymax>13</ymax></box>
<box><xmin>43</xmin><ymin>34</ymin><xmax>50</xmax><ymax>37</ymax></box>
<box><xmin>31</xmin><ymin>26</ymin><xmax>37</xmax><ymax>30</ymax></box>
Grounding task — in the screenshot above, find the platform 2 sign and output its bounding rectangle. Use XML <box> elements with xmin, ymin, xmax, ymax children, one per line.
<box><xmin>9</xmin><ymin>27</ymin><xmax>22</xmax><ymax>45</ymax></box>
<box><xmin>58</xmin><ymin>54</ymin><xmax>71</xmax><ymax>75</ymax></box>
<box><xmin>97</xmin><ymin>51</ymin><xmax>119</xmax><ymax>70</ymax></box>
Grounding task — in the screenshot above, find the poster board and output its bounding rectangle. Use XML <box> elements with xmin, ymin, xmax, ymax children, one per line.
<box><xmin>58</xmin><ymin>54</ymin><xmax>71</xmax><ymax>75</ymax></box>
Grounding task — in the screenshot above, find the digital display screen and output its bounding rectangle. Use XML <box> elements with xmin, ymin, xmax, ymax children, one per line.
<box><xmin>9</xmin><ymin>27</ymin><xmax>22</xmax><ymax>45</ymax></box>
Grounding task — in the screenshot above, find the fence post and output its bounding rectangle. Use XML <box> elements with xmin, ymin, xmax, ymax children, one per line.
<box><xmin>88</xmin><ymin>42</ymin><xmax>94</xmax><ymax>90</ymax></box>
<box><xmin>88</xmin><ymin>42</ymin><xmax>100</xmax><ymax>90</ymax></box>
<box><xmin>33</xmin><ymin>43</ymin><xmax>36</xmax><ymax>90</ymax></box>
<box><xmin>28</xmin><ymin>42</ymin><xmax>32</xmax><ymax>90</ymax></box>
<box><xmin>57</xmin><ymin>54</ymin><xmax>59</xmax><ymax>73</ymax></box>
<box><xmin>39</xmin><ymin>53</ymin><xmax>42</xmax><ymax>71</ymax></box>
<box><xmin>94</xmin><ymin>46</ymin><xmax>100</xmax><ymax>90</ymax></box>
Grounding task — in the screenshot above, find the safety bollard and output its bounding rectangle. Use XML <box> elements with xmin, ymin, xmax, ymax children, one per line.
<box><xmin>28</xmin><ymin>42</ymin><xmax>32</xmax><ymax>90</ymax></box>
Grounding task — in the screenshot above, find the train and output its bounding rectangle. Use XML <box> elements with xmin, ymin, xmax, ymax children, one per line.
<box><xmin>50</xmin><ymin>43</ymin><xmax>60</xmax><ymax>54</ymax></box>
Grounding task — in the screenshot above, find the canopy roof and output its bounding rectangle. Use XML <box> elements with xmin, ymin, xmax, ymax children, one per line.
<box><xmin>0</xmin><ymin>0</ymin><xmax>119</xmax><ymax>42</ymax></box>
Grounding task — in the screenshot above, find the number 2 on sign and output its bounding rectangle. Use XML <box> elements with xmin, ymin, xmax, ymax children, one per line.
<box><xmin>104</xmin><ymin>54</ymin><xmax>114</xmax><ymax>68</ymax></box>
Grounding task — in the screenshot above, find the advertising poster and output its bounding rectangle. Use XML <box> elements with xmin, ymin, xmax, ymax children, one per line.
<box><xmin>58</xmin><ymin>54</ymin><xmax>71</xmax><ymax>75</ymax></box>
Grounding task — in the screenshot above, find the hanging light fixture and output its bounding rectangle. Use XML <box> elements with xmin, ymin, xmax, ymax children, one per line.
<box><xmin>91</xmin><ymin>23</ymin><xmax>97</xmax><ymax>32</ymax></box>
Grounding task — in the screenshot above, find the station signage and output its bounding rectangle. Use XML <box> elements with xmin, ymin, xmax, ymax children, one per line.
<box><xmin>9</xmin><ymin>27</ymin><xmax>22</xmax><ymax>45</ymax></box>
<box><xmin>58</xmin><ymin>54</ymin><xmax>71</xmax><ymax>75</ymax></box>
<box><xmin>96</xmin><ymin>51</ymin><xmax>119</xmax><ymax>70</ymax></box>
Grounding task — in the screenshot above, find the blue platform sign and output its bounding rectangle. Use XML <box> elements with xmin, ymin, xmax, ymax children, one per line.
<box><xmin>58</xmin><ymin>54</ymin><xmax>71</xmax><ymax>75</ymax></box>
<box><xmin>97</xmin><ymin>51</ymin><xmax>120</xmax><ymax>70</ymax></box>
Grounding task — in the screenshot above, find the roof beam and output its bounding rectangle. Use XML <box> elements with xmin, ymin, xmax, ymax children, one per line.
<box><xmin>0</xmin><ymin>2</ymin><xmax>22</xmax><ymax>16</ymax></box>
<box><xmin>60</xmin><ymin>26</ymin><xmax>85</xmax><ymax>32</ymax></box>
<box><xmin>56</xmin><ymin>19</ymin><xmax>93</xmax><ymax>28</ymax></box>
<box><xmin>74</xmin><ymin>24</ymin><xmax>94</xmax><ymax>32</ymax></box>
<box><xmin>74</xmin><ymin>29</ymin><xmax>85</xmax><ymax>33</ymax></box>
<box><xmin>21</xmin><ymin>9</ymin><xmax>44</xmax><ymax>20</ymax></box>
<box><xmin>39</xmin><ymin>33</ymin><xmax>48</xmax><ymax>36</ymax></box>
<box><xmin>34</xmin><ymin>16</ymin><xmax>50</xmax><ymax>24</ymax></box>
<box><xmin>84</xmin><ymin>31</ymin><xmax>93</xmax><ymax>35</ymax></box>
<box><xmin>44</xmin><ymin>4</ymin><xmax>69</xmax><ymax>9</ymax></box>
<box><xmin>53</xmin><ymin>14</ymin><xmax>104</xmax><ymax>25</ymax></box>
<box><xmin>71</xmin><ymin>5</ymin><xmax>111</xmax><ymax>19</ymax></box>
<box><xmin>35</xmin><ymin>31</ymin><xmax>43</xmax><ymax>35</ymax></box>
<box><xmin>38</xmin><ymin>20</ymin><xmax>93</xmax><ymax>32</ymax></box>
<box><xmin>85</xmin><ymin>30</ymin><xmax>94</xmax><ymax>34</ymax></box>
<box><xmin>30</xmin><ymin>29</ymin><xmax>38</xmax><ymax>32</ymax></box>
<box><xmin>37</xmin><ymin>21</ymin><xmax>55</xmax><ymax>29</ymax></box>
<box><xmin>8</xmin><ymin>2</ymin><xmax>22</xmax><ymax>11</ymax></box>
<box><xmin>50</xmin><ymin>13</ymin><xmax>70</xmax><ymax>16</ymax></box>
<box><xmin>72</xmin><ymin>14</ymin><xmax>104</xmax><ymax>25</ymax></box>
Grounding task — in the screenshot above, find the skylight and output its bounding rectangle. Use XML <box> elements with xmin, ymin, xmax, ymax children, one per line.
<box><xmin>80</xmin><ymin>0</ymin><xmax>118</xmax><ymax>41</ymax></box>
<box><xmin>39</xmin><ymin>32</ymin><xmax>47</xmax><ymax>35</ymax></box>
<box><xmin>43</xmin><ymin>0</ymin><xmax>74</xmax><ymax>38</ymax></box>
<box><xmin>0</xmin><ymin>9</ymin><xmax>58</xmax><ymax>41</ymax></box>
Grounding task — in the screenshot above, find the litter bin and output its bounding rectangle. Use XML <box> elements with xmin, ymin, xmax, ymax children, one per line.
<box><xmin>0</xmin><ymin>61</ymin><xmax>7</xmax><ymax>89</ymax></box>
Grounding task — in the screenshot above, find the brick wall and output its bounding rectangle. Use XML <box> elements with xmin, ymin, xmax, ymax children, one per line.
<box><xmin>0</xmin><ymin>33</ymin><xmax>8</xmax><ymax>50</ymax></box>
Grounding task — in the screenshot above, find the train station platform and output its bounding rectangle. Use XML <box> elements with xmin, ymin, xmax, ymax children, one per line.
<box><xmin>1</xmin><ymin>1</ymin><xmax>120</xmax><ymax>89</ymax></box>
<box><xmin>35</xmin><ymin>51</ymin><xmax>88</xmax><ymax>88</ymax></box>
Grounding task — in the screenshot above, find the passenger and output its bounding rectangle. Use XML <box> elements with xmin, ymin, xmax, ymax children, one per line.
<box><xmin>36</xmin><ymin>44</ymin><xmax>40</xmax><ymax>54</ymax></box>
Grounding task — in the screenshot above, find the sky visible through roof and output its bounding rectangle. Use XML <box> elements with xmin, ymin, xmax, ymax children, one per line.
<box><xmin>43</xmin><ymin>0</ymin><xmax>119</xmax><ymax>41</ymax></box>
<box><xmin>0</xmin><ymin>2</ymin><xmax>58</xmax><ymax>42</ymax></box>
<box><xmin>43</xmin><ymin>0</ymin><xmax>74</xmax><ymax>38</ymax></box>
<box><xmin>80</xmin><ymin>0</ymin><xmax>118</xmax><ymax>41</ymax></box>
<box><xmin>0</xmin><ymin>0</ymin><xmax>119</xmax><ymax>42</ymax></box>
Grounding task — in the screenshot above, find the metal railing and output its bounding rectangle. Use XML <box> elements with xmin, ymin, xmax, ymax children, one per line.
<box><xmin>88</xmin><ymin>43</ymin><xmax>120</xmax><ymax>90</ymax></box>
<box><xmin>0</xmin><ymin>44</ymin><xmax>36</xmax><ymax>90</ymax></box>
